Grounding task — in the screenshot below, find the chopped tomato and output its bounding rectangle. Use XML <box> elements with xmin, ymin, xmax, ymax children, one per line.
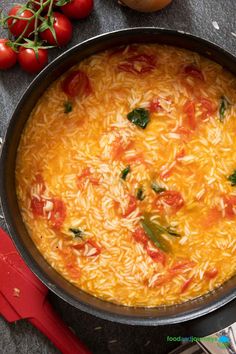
<box><xmin>223</xmin><ymin>195</ymin><xmax>236</xmax><ymax>218</ymax></box>
<box><xmin>183</xmin><ymin>65</ymin><xmax>204</xmax><ymax>81</ymax></box>
<box><xmin>49</xmin><ymin>198</ymin><xmax>66</xmax><ymax>229</ymax></box>
<box><xmin>180</xmin><ymin>276</ymin><xmax>194</xmax><ymax>294</ymax></box>
<box><xmin>73</xmin><ymin>239</ymin><xmax>101</xmax><ymax>257</ymax></box>
<box><xmin>31</xmin><ymin>197</ymin><xmax>45</xmax><ymax>217</ymax></box>
<box><xmin>153</xmin><ymin>190</ymin><xmax>184</xmax><ymax>213</ymax></box>
<box><xmin>199</xmin><ymin>98</ymin><xmax>216</xmax><ymax>121</ymax></box>
<box><xmin>149</xmin><ymin>98</ymin><xmax>162</xmax><ymax>113</ymax></box>
<box><xmin>133</xmin><ymin>227</ymin><xmax>148</xmax><ymax>246</ymax></box>
<box><xmin>183</xmin><ymin>100</ymin><xmax>197</xmax><ymax>130</ymax></box>
<box><xmin>118</xmin><ymin>54</ymin><xmax>156</xmax><ymax>74</ymax></box>
<box><xmin>123</xmin><ymin>195</ymin><xmax>137</xmax><ymax>217</ymax></box>
<box><xmin>62</xmin><ymin>70</ymin><xmax>91</xmax><ymax>98</ymax></box>
<box><xmin>169</xmin><ymin>260</ymin><xmax>196</xmax><ymax>274</ymax></box>
<box><xmin>204</xmin><ymin>268</ymin><xmax>218</xmax><ymax>279</ymax></box>
<box><xmin>146</xmin><ymin>246</ymin><xmax>166</xmax><ymax>266</ymax></box>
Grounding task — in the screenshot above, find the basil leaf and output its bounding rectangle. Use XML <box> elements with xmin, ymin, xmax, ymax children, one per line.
<box><xmin>127</xmin><ymin>108</ymin><xmax>150</xmax><ymax>129</ymax></box>
<box><xmin>64</xmin><ymin>101</ymin><xmax>73</xmax><ymax>113</ymax></box>
<box><xmin>228</xmin><ymin>170</ymin><xmax>236</xmax><ymax>186</ymax></box>
<box><xmin>121</xmin><ymin>165</ymin><xmax>131</xmax><ymax>180</ymax></box>
<box><xmin>219</xmin><ymin>96</ymin><xmax>230</xmax><ymax>122</ymax></box>
<box><xmin>69</xmin><ymin>228</ymin><xmax>83</xmax><ymax>238</ymax></box>
<box><xmin>151</xmin><ymin>182</ymin><xmax>166</xmax><ymax>194</ymax></box>
<box><xmin>141</xmin><ymin>214</ymin><xmax>172</xmax><ymax>253</ymax></box>
<box><xmin>136</xmin><ymin>187</ymin><xmax>145</xmax><ymax>201</ymax></box>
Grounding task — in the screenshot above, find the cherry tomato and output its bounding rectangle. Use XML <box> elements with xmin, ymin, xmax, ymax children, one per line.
<box><xmin>118</xmin><ymin>54</ymin><xmax>156</xmax><ymax>74</ymax></box>
<box><xmin>204</xmin><ymin>268</ymin><xmax>218</xmax><ymax>279</ymax></box>
<box><xmin>7</xmin><ymin>5</ymin><xmax>35</xmax><ymax>38</ymax></box>
<box><xmin>146</xmin><ymin>247</ymin><xmax>166</xmax><ymax>266</ymax></box>
<box><xmin>61</xmin><ymin>0</ymin><xmax>93</xmax><ymax>19</ymax></box>
<box><xmin>183</xmin><ymin>100</ymin><xmax>196</xmax><ymax>130</ymax></box>
<box><xmin>31</xmin><ymin>197</ymin><xmax>45</xmax><ymax>216</ymax></box>
<box><xmin>169</xmin><ymin>260</ymin><xmax>195</xmax><ymax>274</ymax></box>
<box><xmin>40</xmin><ymin>12</ymin><xmax>73</xmax><ymax>47</ymax></box>
<box><xmin>154</xmin><ymin>190</ymin><xmax>184</xmax><ymax>212</ymax></box>
<box><xmin>49</xmin><ymin>198</ymin><xmax>66</xmax><ymax>229</ymax></box>
<box><xmin>133</xmin><ymin>227</ymin><xmax>148</xmax><ymax>246</ymax></box>
<box><xmin>199</xmin><ymin>98</ymin><xmax>216</xmax><ymax>121</ymax></box>
<box><xmin>0</xmin><ymin>39</ymin><xmax>17</xmax><ymax>70</ymax></box>
<box><xmin>123</xmin><ymin>195</ymin><xmax>137</xmax><ymax>217</ymax></box>
<box><xmin>62</xmin><ymin>70</ymin><xmax>92</xmax><ymax>97</ymax></box>
<box><xmin>223</xmin><ymin>195</ymin><xmax>236</xmax><ymax>218</ymax></box>
<box><xmin>183</xmin><ymin>64</ymin><xmax>204</xmax><ymax>81</ymax></box>
<box><xmin>149</xmin><ymin>98</ymin><xmax>162</xmax><ymax>113</ymax></box>
<box><xmin>18</xmin><ymin>47</ymin><xmax>48</xmax><ymax>74</ymax></box>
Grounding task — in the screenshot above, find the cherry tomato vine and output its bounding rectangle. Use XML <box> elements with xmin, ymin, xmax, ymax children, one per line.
<box><xmin>0</xmin><ymin>0</ymin><xmax>93</xmax><ymax>73</ymax></box>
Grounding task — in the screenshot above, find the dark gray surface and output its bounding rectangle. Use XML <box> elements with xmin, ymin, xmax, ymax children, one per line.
<box><xmin>0</xmin><ymin>0</ymin><xmax>235</xmax><ymax>353</ymax></box>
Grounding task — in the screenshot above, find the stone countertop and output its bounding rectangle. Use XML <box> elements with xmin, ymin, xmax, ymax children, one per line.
<box><xmin>0</xmin><ymin>0</ymin><xmax>235</xmax><ymax>353</ymax></box>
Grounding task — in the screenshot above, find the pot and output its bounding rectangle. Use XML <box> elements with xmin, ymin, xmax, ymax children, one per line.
<box><xmin>0</xmin><ymin>28</ymin><xmax>236</xmax><ymax>352</ymax></box>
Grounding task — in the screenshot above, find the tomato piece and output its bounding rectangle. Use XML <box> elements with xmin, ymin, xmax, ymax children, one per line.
<box><xmin>62</xmin><ymin>70</ymin><xmax>91</xmax><ymax>97</ymax></box>
<box><xmin>149</xmin><ymin>98</ymin><xmax>162</xmax><ymax>113</ymax></box>
<box><xmin>146</xmin><ymin>247</ymin><xmax>166</xmax><ymax>266</ymax></box>
<box><xmin>204</xmin><ymin>268</ymin><xmax>218</xmax><ymax>279</ymax></box>
<box><xmin>199</xmin><ymin>98</ymin><xmax>216</xmax><ymax>121</ymax></box>
<box><xmin>183</xmin><ymin>65</ymin><xmax>204</xmax><ymax>81</ymax></box>
<box><xmin>180</xmin><ymin>276</ymin><xmax>194</xmax><ymax>294</ymax></box>
<box><xmin>133</xmin><ymin>227</ymin><xmax>148</xmax><ymax>246</ymax></box>
<box><xmin>223</xmin><ymin>195</ymin><xmax>236</xmax><ymax>218</ymax></box>
<box><xmin>175</xmin><ymin>126</ymin><xmax>192</xmax><ymax>137</ymax></box>
<box><xmin>202</xmin><ymin>207</ymin><xmax>221</xmax><ymax>227</ymax></box>
<box><xmin>169</xmin><ymin>260</ymin><xmax>196</xmax><ymax>274</ymax></box>
<box><xmin>18</xmin><ymin>47</ymin><xmax>48</xmax><ymax>74</ymax></box>
<box><xmin>8</xmin><ymin>5</ymin><xmax>35</xmax><ymax>38</ymax></box>
<box><xmin>153</xmin><ymin>190</ymin><xmax>184</xmax><ymax>212</ymax></box>
<box><xmin>123</xmin><ymin>195</ymin><xmax>137</xmax><ymax>217</ymax></box>
<box><xmin>183</xmin><ymin>100</ymin><xmax>197</xmax><ymax>130</ymax></box>
<box><xmin>49</xmin><ymin>198</ymin><xmax>66</xmax><ymax>229</ymax></box>
<box><xmin>118</xmin><ymin>54</ymin><xmax>156</xmax><ymax>74</ymax></box>
<box><xmin>40</xmin><ymin>12</ymin><xmax>73</xmax><ymax>47</ymax></box>
<box><xmin>31</xmin><ymin>197</ymin><xmax>45</xmax><ymax>217</ymax></box>
<box><xmin>61</xmin><ymin>0</ymin><xmax>94</xmax><ymax>19</ymax></box>
<box><xmin>0</xmin><ymin>39</ymin><xmax>17</xmax><ymax>70</ymax></box>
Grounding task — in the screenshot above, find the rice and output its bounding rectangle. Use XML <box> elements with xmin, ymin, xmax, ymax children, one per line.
<box><xmin>15</xmin><ymin>44</ymin><xmax>236</xmax><ymax>307</ymax></box>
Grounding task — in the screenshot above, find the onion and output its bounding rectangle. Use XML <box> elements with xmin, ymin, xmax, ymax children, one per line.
<box><xmin>119</xmin><ymin>0</ymin><xmax>172</xmax><ymax>12</ymax></box>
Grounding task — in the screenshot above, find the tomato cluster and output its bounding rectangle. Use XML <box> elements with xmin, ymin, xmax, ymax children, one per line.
<box><xmin>0</xmin><ymin>0</ymin><xmax>93</xmax><ymax>73</ymax></box>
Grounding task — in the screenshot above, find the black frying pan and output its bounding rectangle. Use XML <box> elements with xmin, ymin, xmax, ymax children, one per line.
<box><xmin>0</xmin><ymin>28</ymin><xmax>235</xmax><ymax>348</ymax></box>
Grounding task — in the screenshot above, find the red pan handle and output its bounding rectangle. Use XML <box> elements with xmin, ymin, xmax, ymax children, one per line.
<box><xmin>29</xmin><ymin>299</ymin><xmax>91</xmax><ymax>354</ymax></box>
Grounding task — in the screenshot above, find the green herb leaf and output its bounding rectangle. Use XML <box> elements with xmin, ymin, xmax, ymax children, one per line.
<box><xmin>127</xmin><ymin>108</ymin><xmax>150</xmax><ymax>129</ymax></box>
<box><xmin>136</xmin><ymin>187</ymin><xmax>145</xmax><ymax>201</ymax></box>
<box><xmin>121</xmin><ymin>165</ymin><xmax>131</xmax><ymax>180</ymax></box>
<box><xmin>219</xmin><ymin>96</ymin><xmax>230</xmax><ymax>122</ymax></box>
<box><xmin>228</xmin><ymin>170</ymin><xmax>236</xmax><ymax>186</ymax></box>
<box><xmin>141</xmin><ymin>214</ymin><xmax>172</xmax><ymax>253</ymax></box>
<box><xmin>64</xmin><ymin>101</ymin><xmax>73</xmax><ymax>113</ymax></box>
<box><xmin>69</xmin><ymin>228</ymin><xmax>83</xmax><ymax>238</ymax></box>
<box><xmin>151</xmin><ymin>182</ymin><xmax>166</xmax><ymax>194</ymax></box>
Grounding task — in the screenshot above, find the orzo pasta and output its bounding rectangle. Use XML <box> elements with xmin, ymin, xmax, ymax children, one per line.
<box><xmin>16</xmin><ymin>44</ymin><xmax>236</xmax><ymax>306</ymax></box>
